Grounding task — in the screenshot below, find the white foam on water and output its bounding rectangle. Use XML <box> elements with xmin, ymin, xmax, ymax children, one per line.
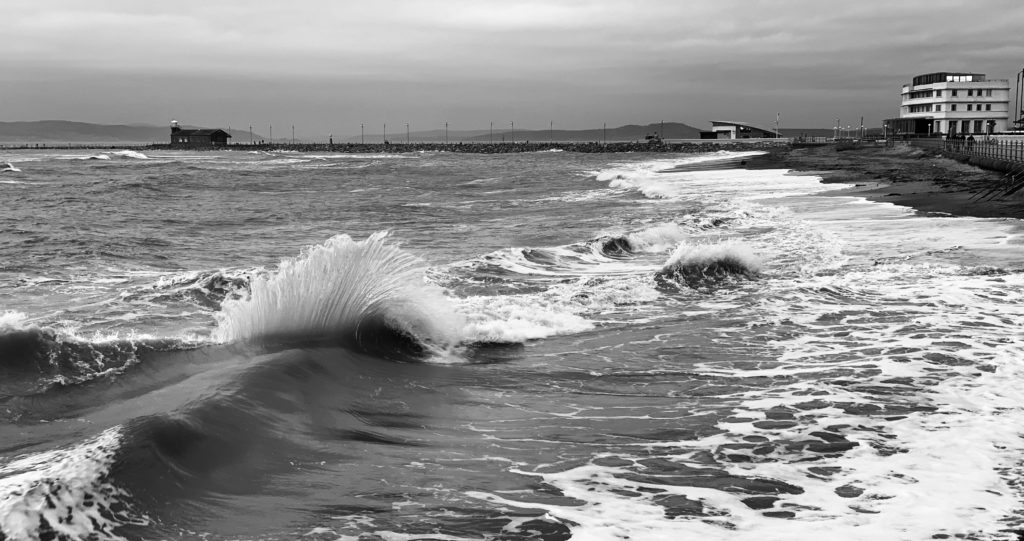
<box><xmin>593</xmin><ymin>154</ymin><xmax>827</xmax><ymax>204</ymax></box>
<box><xmin>465</xmin><ymin>159</ymin><xmax>1024</xmax><ymax>538</ymax></box>
<box><xmin>458</xmin><ymin>274</ymin><xmax>659</xmax><ymax>343</ymax></box>
<box><xmin>624</xmin><ymin>222</ymin><xmax>691</xmax><ymax>253</ymax></box>
<box><xmin>111</xmin><ymin>150</ymin><xmax>149</xmax><ymax>160</ymax></box>
<box><xmin>0</xmin><ymin>427</ymin><xmax>142</xmax><ymax>541</ymax></box>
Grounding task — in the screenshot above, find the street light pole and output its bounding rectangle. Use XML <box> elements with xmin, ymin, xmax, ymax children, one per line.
<box><xmin>490</xmin><ymin>122</ymin><xmax>493</xmax><ymax>143</ymax></box>
<box><xmin>361</xmin><ymin>124</ymin><xmax>364</xmax><ymax>144</ymax></box>
<box><xmin>406</xmin><ymin>123</ymin><xmax>409</xmax><ymax>144</ymax></box>
<box><xmin>511</xmin><ymin>121</ymin><xmax>514</xmax><ymax>143</ymax></box>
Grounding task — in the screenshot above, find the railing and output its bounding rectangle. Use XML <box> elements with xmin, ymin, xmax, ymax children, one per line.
<box><xmin>944</xmin><ymin>137</ymin><xmax>1024</xmax><ymax>163</ymax></box>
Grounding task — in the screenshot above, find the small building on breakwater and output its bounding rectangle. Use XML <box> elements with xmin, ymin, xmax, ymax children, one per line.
<box><xmin>170</xmin><ymin>120</ymin><xmax>231</xmax><ymax>146</ymax></box>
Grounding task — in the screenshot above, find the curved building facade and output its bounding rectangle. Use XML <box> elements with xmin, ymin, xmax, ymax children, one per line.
<box><xmin>898</xmin><ymin>72</ymin><xmax>1010</xmax><ymax>135</ymax></box>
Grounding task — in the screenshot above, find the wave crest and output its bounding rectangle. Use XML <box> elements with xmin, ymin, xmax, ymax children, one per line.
<box><xmin>214</xmin><ymin>233</ymin><xmax>464</xmax><ymax>353</ymax></box>
<box><xmin>658</xmin><ymin>242</ymin><xmax>762</xmax><ymax>287</ymax></box>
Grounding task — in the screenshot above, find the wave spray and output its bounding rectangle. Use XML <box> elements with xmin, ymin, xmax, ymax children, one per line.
<box><xmin>215</xmin><ymin>233</ymin><xmax>463</xmax><ymax>354</ymax></box>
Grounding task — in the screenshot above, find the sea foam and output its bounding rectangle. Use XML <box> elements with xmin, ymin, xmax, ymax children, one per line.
<box><xmin>0</xmin><ymin>427</ymin><xmax>138</xmax><ymax>541</ymax></box>
<box><xmin>215</xmin><ymin>233</ymin><xmax>464</xmax><ymax>349</ymax></box>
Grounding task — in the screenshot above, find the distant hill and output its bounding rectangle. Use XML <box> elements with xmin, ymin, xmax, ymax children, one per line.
<box><xmin>0</xmin><ymin>121</ymin><xmax>257</xmax><ymax>144</ymax></box>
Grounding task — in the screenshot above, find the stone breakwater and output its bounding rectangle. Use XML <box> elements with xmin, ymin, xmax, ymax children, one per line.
<box><xmin>144</xmin><ymin>140</ymin><xmax>789</xmax><ymax>154</ymax></box>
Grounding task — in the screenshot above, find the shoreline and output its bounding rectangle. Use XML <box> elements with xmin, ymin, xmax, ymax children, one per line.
<box><xmin>749</xmin><ymin>144</ymin><xmax>1024</xmax><ymax>220</ymax></box>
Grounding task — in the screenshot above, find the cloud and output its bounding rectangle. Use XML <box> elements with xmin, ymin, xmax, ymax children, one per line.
<box><xmin>4</xmin><ymin>0</ymin><xmax>1023</xmax><ymax>132</ymax></box>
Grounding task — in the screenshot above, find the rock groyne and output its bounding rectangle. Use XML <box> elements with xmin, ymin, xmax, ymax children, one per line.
<box><xmin>143</xmin><ymin>140</ymin><xmax>789</xmax><ymax>154</ymax></box>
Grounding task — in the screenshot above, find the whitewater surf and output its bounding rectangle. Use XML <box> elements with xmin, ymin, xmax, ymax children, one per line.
<box><xmin>1</xmin><ymin>148</ymin><xmax>1023</xmax><ymax>540</ymax></box>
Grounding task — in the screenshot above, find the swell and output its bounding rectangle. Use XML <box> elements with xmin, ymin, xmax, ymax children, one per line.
<box><xmin>0</xmin><ymin>344</ymin><xmax>457</xmax><ymax>539</ymax></box>
<box><xmin>0</xmin><ymin>314</ymin><xmax>190</xmax><ymax>400</ymax></box>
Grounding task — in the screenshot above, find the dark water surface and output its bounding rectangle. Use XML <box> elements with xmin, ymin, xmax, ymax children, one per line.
<box><xmin>1</xmin><ymin>148</ymin><xmax>1023</xmax><ymax>540</ymax></box>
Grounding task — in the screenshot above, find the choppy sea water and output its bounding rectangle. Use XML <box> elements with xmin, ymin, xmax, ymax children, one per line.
<box><xmin>1</xmin><ymin>148</ymin><xmax>1023</xmax><ymax>540</ymax></box>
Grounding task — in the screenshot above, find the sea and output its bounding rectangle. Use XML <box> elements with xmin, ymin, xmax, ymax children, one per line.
<box><xmin>1</xmin><ymin>147</ymin><xmax>1023</xmax><ymax>541</ymax></box>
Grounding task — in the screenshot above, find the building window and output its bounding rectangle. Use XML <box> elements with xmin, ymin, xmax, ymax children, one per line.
<box><xmin>967</xmin><ymin>104</ymin><xmax>973</xmax><ymax>111</ymax></box>
<box><xmin>962</xmin><ymin>120</ymin><xmax>970</xmax><ymax>133</ymax></box>
<box><xmin>935</xmin><ymin>90</ymin><xmax>942</xmax><ymax>97</ymax></box>
<box><xmin>968</xmin><ymin>90</ymin><xmax>973</xmax><ymax>96</ymax></box>
<box><xmin>974</xmin><ymin>120</ymin><xmax>983</xmax><ymax>133</ymax></box>
<box><xmin>951</xmin><ymin>104</ymin><xmax>957</xmax><ymax>111</ymax></box>
<box><xmin>908</xmin><ymin>104</ymin><xmax>933</xmax><ymax>113</ymax></box>
<box><xmin>952</xmin><ymin>90</ymin><xmax>958</xmax><ymax>97</ymax></box>
<box><xmin>986</xmin><ymin>104</ymin><xmax>992</xmax><ymax>111</ymax></box>
<box><xmin>935</xmin><ymin>104</ymin><xmax>942</xmax><ymax>112</ymax></box>
<box><xmin>986</xmin><ymin>89</ymin><xmax>993</xmax><ymax>97</ymax></box>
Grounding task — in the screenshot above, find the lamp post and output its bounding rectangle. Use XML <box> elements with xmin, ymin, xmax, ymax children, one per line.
<box><xmin>511</xmin><ymin>121</ymin><xmax>514</xmax><ymax>143</ymax></box>
<box><xmin>445</xmin><ymin>122</ymin><xmax>448</xmax><ymax>144</ymax></box>
<box><xmin>383</xmin><ymin>123</ymin><xmax>386</xmax><ymax>143</ymax></box>
<box><xmin>249</xmin><ymin>124</ymin><xmax>253</xmax><ymax>145</ymax></box>
<box><xmin>490</xmin><ymin>121</ymin><xmax>493</xmax><ymax>143</ymax></box>
<box><xmin>550</xmin><ymin>120</ymin><xmax>553</xmax><ymax>143</ymax></box>
<box><xmin>361</xmin><ymin>124</ymin><xmax>364</xmax><ymax>144</ymax></box>
<box><xmin>406</xmin><ymin>123</ymin><xmax>409</xmax><ymax>144</ymax></box>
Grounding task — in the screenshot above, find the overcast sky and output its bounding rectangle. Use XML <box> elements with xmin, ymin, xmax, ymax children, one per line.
<box><xmin>5</xmin><ymin>0</ymin><xmax>1024</xmax><ymax>137</ymax></box>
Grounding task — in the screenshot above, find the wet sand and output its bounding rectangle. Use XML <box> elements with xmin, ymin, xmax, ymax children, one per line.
<box><xmin>750</xmin><ymin>143</ymin><xmax>1024</xmax><ymax>219</ymax></box>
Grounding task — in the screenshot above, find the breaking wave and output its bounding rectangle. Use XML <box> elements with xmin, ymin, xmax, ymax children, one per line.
<box><xmin>122</xmin><ymin>269</ymin><xmax>253</xmax><ymax>311</ymax></box>
<box><xmin>0</xmin><ymin>311</ymin><xmax>193</xmax><ymax>397</ymax></box>
<box><xmin>111</xmin><ymin>150</ymin><xmax>149</xmax><ymax>160</ymax></box>
<box><xmin>215</xmin><ymin>233</ymin><xmax>464</xmax><ymax>356</ymax></box>
<box><xmin>595</xmin><ymin>223</ymin><xmax>690</xmax><ymax>258</ymax></box>
<box><xmin>658</xmin><ymin>241</ymin><xmax>762</xmax><ymax>288</ymax></box>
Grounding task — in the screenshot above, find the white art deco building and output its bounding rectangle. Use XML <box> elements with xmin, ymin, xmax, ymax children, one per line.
<box><xmin>898</xmin><ymin>72</ymin><xmax>1010</xmax><ymax>135</ymax></box>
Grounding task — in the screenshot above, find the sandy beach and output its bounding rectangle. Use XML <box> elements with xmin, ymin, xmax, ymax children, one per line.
<box><xmin>752</xmin><ymin>143</ymin><xmax>1024</xmax><ymax>219</ymax></box>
